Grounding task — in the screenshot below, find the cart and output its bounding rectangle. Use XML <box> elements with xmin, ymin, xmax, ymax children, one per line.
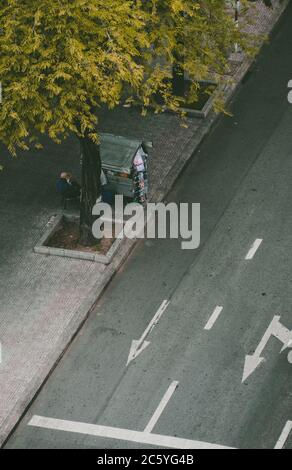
<box><xmin>100</xmin><ymin>133</ymin><xmax>152</xmax><ymax>204</ymax></box>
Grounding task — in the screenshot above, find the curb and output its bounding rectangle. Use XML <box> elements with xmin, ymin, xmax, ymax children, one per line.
<box><xmin>1</xmin><ymin>0</ymin><xmax>289</xmax><ymax>447</ymax></box>
<box><xmin>152</xmin><ymin>0</ymin><xmax>290</xmax><ymax>203</ymax></box>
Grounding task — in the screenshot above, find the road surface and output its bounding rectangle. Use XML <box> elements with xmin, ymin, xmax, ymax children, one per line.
<box><xmin>4</xmin><ymin>3</ymin><xmax>292</xmax><ymax>449</ymax></box>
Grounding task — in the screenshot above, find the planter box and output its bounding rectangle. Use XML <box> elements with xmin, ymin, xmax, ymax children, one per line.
<box><xmin>34</xmin><ymin>214</ymin><xmax>125</xmax><ymax>264</ymax></box>
<box><xmin>168</xmin><ymin>80</ymin><xmax>218</xmax><ymax>119</ymax></box>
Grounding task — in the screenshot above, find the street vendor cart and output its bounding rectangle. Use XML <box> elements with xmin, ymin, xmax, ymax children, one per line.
<box><xmin>100</xmin><ymin>133</ymin><xmax>151</xmax><ymax>204</ymax></box>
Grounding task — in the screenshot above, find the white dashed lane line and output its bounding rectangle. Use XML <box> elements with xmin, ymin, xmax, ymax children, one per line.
<box><xmin>274</xmin><ymin>421</ymin><xmax>292</xmax><ymax>449</ymax></box>
<box><xmin>245</xmin><ymin>238</ymin><xmax>263</xmax><ymax>260</ymax></box>
<box><xmin>144</xmin><ymin>380</ymin><xmax>179</xmax><ymax>433</ymax></box>
<box><xmin>204</xmin><ymin>306</ymin><xmax>224</xmax><ymax>331</ymax></box>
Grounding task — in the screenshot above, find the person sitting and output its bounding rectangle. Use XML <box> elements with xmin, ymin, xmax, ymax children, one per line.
<box><xmin>100</xmin><ymin>169</ymin><xmax>114</xmax><ymax>204</ymax></box>
<box><xmin>56</xmin><ymin>172</ymin><xmax>81</xmax><ymax>199</ymax></box>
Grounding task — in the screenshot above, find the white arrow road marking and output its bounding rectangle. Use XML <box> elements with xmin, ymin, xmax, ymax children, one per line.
<box><xmin>278</xmin><ymin>326</ymin><xmax>292</xmax><ymax>352</ymax></box>
<box><xmin>204</xmin><ymin>306</ymin><xmax>224</xmax><ymax>330</ymax></box>
<box><xmin>144</xmin><ymin>381</ymin><xmax>179</xmax><ymax>433</ymax></box>
<box><xmin>242</xmin><ymin>316</ymin><xmax>292</xmax><ymax>382</ymax></box>
<box><xmin>28</xmin><ymin>415</ymin><xmax>235</xmax><ymax>449</ymax></box>
<box><xmin>274</xmin><ymin>421</ymin><xmax>292</xmax><ymax>449</ymax></box>
<box><xmin>287</xmin><ymin>350</ymin><xmax>292</xmax><ymax>364</ymax></box>
<box><xmin>245</xmin><ymin>238</ymin><xmax>263</xmax><ymax>260</ymax></box>
<box><xmin>127</xmin><ymin>299</ymin><xmax>170</xmax><ymax>366</ymax></box>
<box><xmin>242</xmin><ymin>355</ymin><xmax>265</xmax><ymax>384</ymax></box>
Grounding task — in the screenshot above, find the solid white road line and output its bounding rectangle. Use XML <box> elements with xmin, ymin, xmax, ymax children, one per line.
<box><xmin>28</xmin><ymin>415</ymin><xmax>234</xmax><ymax>449</ymax></box>
<box><xmin>204</xmin><ymin>306</ymin><xmax>224</xmax><ymax>331</ymax></box>
<box><xmin>245</xmin><ymin>238</ymin><xmax>263</xmax><ymax>260</ymax></box>
<box><xmin>144</xmin><ymin>381</ymin><xmax>179</xmax><ymax>433</ymax></box>
<box><xmin>274</xmin><ymin>421</ymin><xmax>292</xmax><ymax>449</ymax></box>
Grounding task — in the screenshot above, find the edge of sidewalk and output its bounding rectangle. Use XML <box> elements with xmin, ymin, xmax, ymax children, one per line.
<box><xmin>1</xmin><ymin>0</ymin><xmax>289</xmax><ymax>447</ymax></box>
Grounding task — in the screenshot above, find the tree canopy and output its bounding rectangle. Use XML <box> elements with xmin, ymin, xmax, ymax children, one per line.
<box><xmin>0</xmin><ymin>0</ymin><xmax>257</xmax><ymax>155</ymax></box>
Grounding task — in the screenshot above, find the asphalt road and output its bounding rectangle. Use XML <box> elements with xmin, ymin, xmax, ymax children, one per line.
<box><xmin>4</xmin><ymin>4</ymin><xmax>292</xmax><ymax>449</ymax></box>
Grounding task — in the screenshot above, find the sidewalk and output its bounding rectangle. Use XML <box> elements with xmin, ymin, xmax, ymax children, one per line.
<box><xmin>0</xmin><ymin>0</ymin><xmax>288</xmax><ymax>446</ymax></box>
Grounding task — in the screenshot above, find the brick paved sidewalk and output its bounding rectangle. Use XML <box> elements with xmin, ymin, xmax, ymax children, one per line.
<box><xmin>0</xmin><ymin>0</ymin><xmax>288</xmax><ymax>446</ymax></box>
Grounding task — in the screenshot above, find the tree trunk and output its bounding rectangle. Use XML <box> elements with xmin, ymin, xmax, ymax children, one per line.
<box><xmin>79</xmin><ymin>133</ymin><xmax>101</xmax><ymax>246</ymax></box>
<box><xmin>172</xmin><ymin>28</ymin><xmax>185</xmax><ymax>97</ymax></box>
<box><xmin>172</xmin><ymin>62</ymin><xmax>185</xmax><ymax>97</ymax></box>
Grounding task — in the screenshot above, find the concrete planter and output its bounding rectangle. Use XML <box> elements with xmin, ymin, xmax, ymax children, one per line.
<box><xmin>34</xmin><ymin>214</ymin><xmax>124</xmax><ymax>264</ymax></box>
<box><xmin>168</xmin><ymin>80</ymin><xmax>218</xmax><ymax>119</ymax></box>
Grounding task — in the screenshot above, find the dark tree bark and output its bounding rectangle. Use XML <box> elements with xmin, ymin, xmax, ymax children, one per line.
<box><xmin>79</xmin><ymin>133</ymin><xmax>101</xmax><ymax>246</ymax></box>
<box><xmin>263</xmin><ymin>0</ymin><xmax>273</xmax><ymax>7</ymax></box>
<box><xmin>172</xmin><ymin>19</ymin><xmax>185</xmax><ymax>97</ymax></box>
<box><xmin>172</xmin><ymin>61</ymin><xmax>185</xmax><ymax>97</ymax></box>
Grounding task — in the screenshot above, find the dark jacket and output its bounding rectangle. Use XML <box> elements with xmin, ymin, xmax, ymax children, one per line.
<box><xmin>56</xmin><ymin>178</ymin><xmax>80</xmax><ymax>198</ymax></box>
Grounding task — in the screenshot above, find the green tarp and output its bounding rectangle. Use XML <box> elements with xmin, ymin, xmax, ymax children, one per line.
<box><xmin>100</xmin><ymin>133</ymin><xmax>143</xmax><ymax>175</ymax></box>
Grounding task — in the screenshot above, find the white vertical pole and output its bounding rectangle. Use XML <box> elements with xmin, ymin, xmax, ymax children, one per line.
<box><xmin>234</xmin><ymin>1</ymin><xmax>240</xmax><ymax>53</ymax></box>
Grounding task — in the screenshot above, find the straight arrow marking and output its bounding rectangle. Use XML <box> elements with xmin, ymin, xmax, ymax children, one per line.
<box><xmin>127</xmin><ymin>299</ymin><xmax>170</xmax><ymax>366</ymax></box>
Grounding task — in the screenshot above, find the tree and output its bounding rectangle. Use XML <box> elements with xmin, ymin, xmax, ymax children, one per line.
<box><xmin>0</xmin><ymin>0</ymin><xmax>257</xmax><ymax>243</ymax></box>
<box><xmin>0</xmin><ymin>0</ymin><xmax>150</xmax><ymax>243</ymax></box>
<box><xmin>138</xmin><ymin>0</ymin><xmax>257</xmax><ymax>107</ymax></box>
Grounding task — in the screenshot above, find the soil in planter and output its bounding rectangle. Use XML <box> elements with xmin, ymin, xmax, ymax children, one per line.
<box><xmin>154</xmin><ymin>79</ymin><xmax>217</xmax><ymax>111</ymax></box>
<box><xmin>182</xmin><ymin>81</ymin><xmax>217</xmax><ymax>111</ymax></box>
<box><xmin>46</xmin><ymin>219</ymin><xmax>115</xmax><ymax>255</ymax></box>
